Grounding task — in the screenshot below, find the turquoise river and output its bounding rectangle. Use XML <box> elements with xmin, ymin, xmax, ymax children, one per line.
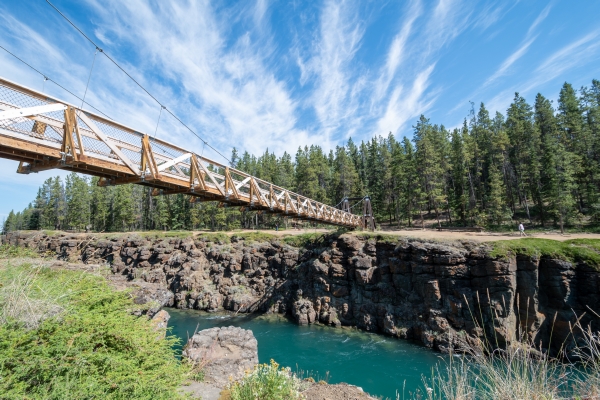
<box><xmin>168</xmin><ymin>309</ymin><xmax>442</xmax><ymax>399</ymax></box>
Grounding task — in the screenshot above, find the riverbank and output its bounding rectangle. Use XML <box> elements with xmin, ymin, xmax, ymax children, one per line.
<box><xmin>0</xmin><ymin>248</ymin><xmax>388</xmax><ymax>399</ymax></box>
<box><xmin>1</xmin><ymin>242</ymin><xmax>599</xmax><ymax>399</ymax></box>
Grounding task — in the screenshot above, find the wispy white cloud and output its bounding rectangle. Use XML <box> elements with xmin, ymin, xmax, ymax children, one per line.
<box><xmin>371</xmin><ymin>0</ymin><xmax>472</xmax><ymax>137</ymax></box>
<box><xmin>372</xmin><ymin>0</ymin><xmax>422</xmax><ymax>104</ymax></box>
<box><xmin>375</xmin><ymin>64</ymin><xmax>436</xmax><ymax>135</ymax></box>
<box><xmin>527</xmin><ymin>3</ymin><xmax>552</xmax><ymax>37</ymax></box>
<box><xmin>485</xmin><ymin>28</ymin><xmax>600</xmax><ymax>114</ymax></box>
<box><xmin>304</xmin><ymin>0</ymin><xmax>365</xmax><ymax>143</ymax></box>
<box><xmin>484</xmin><ymin>36</ymin><xmax>536</xmax><ymax>86</ymax></box>
<box><xmin>447</xmin><ymin>4</ymin><xmax>551</xmax><ymax>115</ymax></box>
<box><xmin>532</xmin><ymin>29</ymin><xmax>600</xmax><ymax>83</ymax></box>
<box><xmin>422</xmin><ymin>0</ymin><xmax>472</xmax><ymax>60</ymax></box>
<box><xmin>78</xmin><ymin>0</ymin><xmax>310</xmax><ymax>157</ymax></box>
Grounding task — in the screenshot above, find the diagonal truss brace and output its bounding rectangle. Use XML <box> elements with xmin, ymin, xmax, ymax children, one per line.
<box><xmin>0</xmin><ymin>103</ymin><xmax>67</xmax><ymax>121</ymax></box>
<box><xmin>78</xmin><ymin>112</ymin><xmax>139</xmax><ymax>175</ymax></box>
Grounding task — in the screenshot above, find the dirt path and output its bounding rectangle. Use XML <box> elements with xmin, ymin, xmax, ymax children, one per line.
<box><xmin>369</xmin><ymin>229</ymin><xmax>600</xmax><ymax>242</ymax></box>
<box><xmin>201</xmin><ymin>228</ymin><xmax>600</xmax><ymax>242</ymax></box>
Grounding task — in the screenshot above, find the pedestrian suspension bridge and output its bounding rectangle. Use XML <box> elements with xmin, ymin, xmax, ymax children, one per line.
<box><xmin>0</xmin><ymin>77</ymin><xmax>371</xmax><ymax>228</ymax></box>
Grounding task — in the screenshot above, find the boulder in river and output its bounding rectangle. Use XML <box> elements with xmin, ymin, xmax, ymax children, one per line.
<box><xmin>182</xmin><ymin>326</ymin><xmax>258</xmax><ymax>388</ymax></box>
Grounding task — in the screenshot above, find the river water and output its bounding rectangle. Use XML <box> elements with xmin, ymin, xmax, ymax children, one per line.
<box><xmin>168</xmin><ymin>309</ymin><xmax>442</xmax><ymax>399</ymax></box>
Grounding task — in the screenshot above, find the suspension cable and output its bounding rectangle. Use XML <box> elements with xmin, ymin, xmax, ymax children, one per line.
<box><xmin>80</xmin><ymin>47</ymin><xmax>99</xmax><ymax>110</ymax></box>
<box><xmin>333</xmin><ymin>198</ymin><xmax>346</xmax><ymax>209</ymax></box>
<box><xmin>349</xmin><ymin>197</ymin><xmax>365</xmax><ymax>210</ymax></box>
<box><xmin>45</xmin><ymin>0</ymin><xmax>232</xmax><ymax>164</ymax></box>
<box><xmin>153</xmin><ymin>105</ymin><xmax>165</xmax><ymax>140</ymax></box>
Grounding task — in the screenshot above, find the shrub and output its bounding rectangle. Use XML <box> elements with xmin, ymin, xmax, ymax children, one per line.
<box><xmin>229</xmin><ymin>359</ymin><xmax>302</xmax><ymax>400</ymax></box>
<box><xmin>0</xmin><ymin>262</ymin><xmax>189</xmax><ymax>399</ymax></box>
<box><xmin>0</xmin><ymin>244</ymin><xmax>39</xmax><ymax>259</ymax></box>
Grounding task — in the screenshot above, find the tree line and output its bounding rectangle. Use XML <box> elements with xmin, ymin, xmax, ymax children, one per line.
<box><xmin>3</xmin><ymin>80</ymin><xmax>600</xmax><ymax>233</ymax></box>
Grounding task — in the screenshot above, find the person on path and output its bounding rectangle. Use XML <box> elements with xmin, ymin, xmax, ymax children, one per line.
<box><xmin>518</xmin><ymin>222</ymin><xmax>527</xmax><ymax>237</ymax></box>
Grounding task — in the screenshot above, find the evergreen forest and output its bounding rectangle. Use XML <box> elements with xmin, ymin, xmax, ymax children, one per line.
<box><xmin>3</xmin><ymin>80</ymin><xmax>600</xmax><ymax>233</ymax></box>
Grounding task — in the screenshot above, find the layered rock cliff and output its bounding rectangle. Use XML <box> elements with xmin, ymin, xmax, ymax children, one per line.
<box><xmin>3</xmin><ymin>231</ymin><xmax>598</xmax><ymax>355</ymax></box>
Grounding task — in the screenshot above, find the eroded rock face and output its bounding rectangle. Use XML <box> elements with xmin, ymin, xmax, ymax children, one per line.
<box><xmin>182</xmin><ymin>326</ymin><xmax>258</xmax><ymax>388</ymax></box>
<box><xmin>3</xmin><ymin>231</ymin><xmax>599</xmax><ymax>354</ymax></box>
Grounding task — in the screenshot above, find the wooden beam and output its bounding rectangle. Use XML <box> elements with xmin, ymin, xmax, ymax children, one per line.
<box><xmin>62</xmin><ymin>107</ymin><xmax>79</xmax><ymax>162</ymax></box>
<box><xmin>140</xmin><ymin>135</ymin><xmax>160</xmax><ymax>180</ymax></box>
<box><xmin>224</xmin><ymin>167</ymin><xmax>240</xmax><ymax>200</ymax></box>
<box><xmin>70</xmin><ymin>108</ymin><xmax>86</xmax><ymax>159</ymax></box>
<box><xmin>189</xmin><ymin>154</ymin><xmax>207</xmax><ymax>191</ymax></box>
<box><xmin>269</xmin><ymin>184</ymin><xmax>281</xmax><ymax>210</ymax></box>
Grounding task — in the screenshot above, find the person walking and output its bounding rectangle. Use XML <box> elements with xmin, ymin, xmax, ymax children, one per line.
<box><xmin>518</xmin><ymin>222</ymin><xmax>527</xmax><ymax>237</ymax></box>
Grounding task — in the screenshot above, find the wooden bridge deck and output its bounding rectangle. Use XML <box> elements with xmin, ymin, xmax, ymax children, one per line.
<box><xmin>0</xmin><ymin>77</ymin><xmax>362</xmax><ymax>228</ymax></box>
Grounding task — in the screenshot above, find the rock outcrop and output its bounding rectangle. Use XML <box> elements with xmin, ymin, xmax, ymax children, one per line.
<box><xmin>3</xmin><ymin>231</ymin><xmax>599</xmax><ymax>355</ymax></box>
<box><xmin>150</xmin><ymin>310</ymin><xmax>171</xmax><ymax>335</ymax></box>
<box><xmin>183</xmin><ymin>326</ymin><xmax>258</xmax><ymax>388</ymax></box>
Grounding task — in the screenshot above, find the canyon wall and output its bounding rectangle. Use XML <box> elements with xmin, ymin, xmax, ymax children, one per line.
<box><xmin>3</xmin><ymin>231</ymin><xmax>599</xmax><ymax>355</ymax></box>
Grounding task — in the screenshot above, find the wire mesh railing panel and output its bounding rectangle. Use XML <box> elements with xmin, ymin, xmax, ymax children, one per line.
<box><xmin>80</xmin><ymin>135</ymin><xmax>116</xmax><ymax>158</ymax></box>
<box><xmin>120</xmin><ymin>147</ymin><xmax>142</xmax><ymax>166</ymax></box>
<box><xmin>84</xmin><ymin>116</ymin><xmax>141</xmax><ymax>148</ymax></box>
<box><xmin>45</xmin><ymin>126</ymin><xmax>64</xmax><ymax>143</ymax></box>
<box><xmin>0</xmin><ymin>83</ymin><xmax>48</xmax><ymax>110</ymax></box>
<box><xmin>0</xmin><ymin>84</ymin><xmax>63</xmax><ymax>145</ymax></box>
<box><xmin>150</xmin><ymin>139</ymin><xmax>186</xmax><ymax>160</ymax></box>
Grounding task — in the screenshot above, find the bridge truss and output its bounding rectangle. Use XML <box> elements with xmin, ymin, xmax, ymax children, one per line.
<box><xmin>0</xmin><ymin>77</ymin><xmax>362</xmax><ymax>228</ymax></box>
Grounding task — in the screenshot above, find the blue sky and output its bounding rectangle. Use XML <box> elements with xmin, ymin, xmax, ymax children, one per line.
<box><xmin>1</xmin><ymin>0</ymin><xmax>600</xmax><ymax>219</ymax></box>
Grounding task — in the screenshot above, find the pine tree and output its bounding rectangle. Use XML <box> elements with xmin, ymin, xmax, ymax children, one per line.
<box><xmin>331</xmin><ymin>144</ymin><xmax>361</xmax><ymax>203</ymax></box>
<box><xmin>536</xmin><ymin>93</ymin><xmax>577</xmax><ymax>232</ymax></box>
<box><xmin>3</xmin><ymin>210</ymin><xmax>15</xmax><ymax>233</ymax></box>
<box><xmin>413</xmin><ymin>115</ymin><xmax>447</xmax><ymax>227</ymax></box>
<box><xmin>506</xmin><ymin>93</ymin><xmax>536</xmax><ymax>223</ymax></box>
<box><xmin>558</xmin><ymin>82</ymin><xmax>595</xmax><ymax>213</ymax></box>
<box><xmin>65</xmin><ymin>173</ymin><xmax>91</xmax><ymax>231</ymax></box>
<box><xmin>450</xmin><ymin>124</ymin><xmax>469</xmax><ymax>224</ymax></box>
<box><xmin>112</xmin><ymin>185</ymin><xmax>134</xmax><ymax>231</ymax></box>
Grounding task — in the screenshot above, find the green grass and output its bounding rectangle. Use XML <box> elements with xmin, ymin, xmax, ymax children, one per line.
<box><xmin>0</xmin><ymin>244</ymin><xmax>40</xmax><ymax>259</ymax></box>
<box><xmin>195</xmin><ymin>232</ymin><xmax>230</xmax><ymax>244</ymax></box>
<box><xmin>355</xmin><ymin>232</ymin><xmax>401</xmax><ymax>245</ymax></box>
<box><xmin>490</xmin><ymin>238</ymin><xmax>600</xmax><ymax>270</ymax></box>
<box><xmin>231</xmin><ymin>232</ymin><xmax>278</xmax><ymax>243</ymax></box>
<box><xmin>0</xmin><ymin>257</ymin><xmax>190</xmax><ymax>399</ymax></box>
<box><xmin>140</xmin><ymin>231</ymin><xmax>193</xmax><ymax>239</ymax></box>
<box><xmin>282</xmin><ymin>232</ymin><xmax>327</xmax><ymax>248</ymax></box>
